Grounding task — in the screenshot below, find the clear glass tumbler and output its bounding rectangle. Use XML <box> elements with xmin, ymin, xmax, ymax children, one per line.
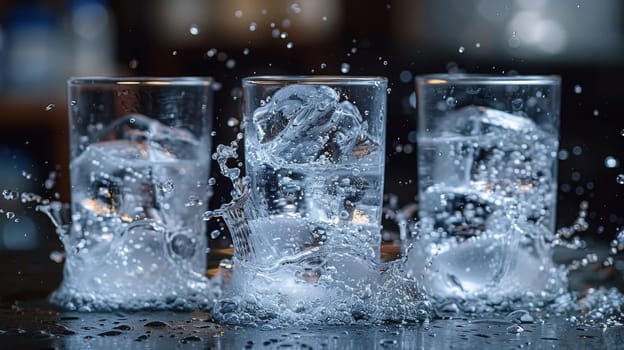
<box><xmin>410</xmin><ymin>74</ymin><xmax>561</xmax><ymax>299</ymax></box>
<box><xmin>56</xmin><ymin>77</ymin><xmax>214</xmax><ymax>310</ymax></box>
<box><xmin>218</xmin><ymin>76</ymin><xmax>387</xmax><ymax>322</ymax></box>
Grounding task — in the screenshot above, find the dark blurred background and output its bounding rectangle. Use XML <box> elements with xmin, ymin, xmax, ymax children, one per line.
<box><xmin>0</xmin><ymin>0</ymin><xmax>623</xmax><ymax>299</ymax></box>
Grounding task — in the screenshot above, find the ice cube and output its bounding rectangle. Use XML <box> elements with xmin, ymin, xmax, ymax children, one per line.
<box><xmin>440</xmin><ymin>106</ymin><xmax>538</xmax><ymax>137</ymax></box>
<box><xmin>97</xmin><ymin>114</ymin><xmax>201</xmax><ymax>159</ymax></box>
<box><xmin>252</xmin><ymin>85</ymin><xmax>374</xmax><ymax>165</ymax></box>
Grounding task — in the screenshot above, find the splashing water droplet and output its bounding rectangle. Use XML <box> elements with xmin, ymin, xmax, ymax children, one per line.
<box><xmin>322</xmin><ymin>16</ymin><xmax>328</xmax><ymax>21</ymax></box>
<box><xmin>340</xmin><ymin>63</ymin><xmax>350</xmax><ymax>74</ymax></box>
<box><xmin>210</xmin><ymin>131</ymin><xmax>217</xmax><ymax>137</ymax></box>
<box><xmin>206</xmin><ymin>48</ymin><xmax>217</xmax><ymax>58</ymax></box>
<box><xmin>208</xmin><ymin>178</ymin><xmax>216</xmax><ymax>186</ymax></box>
<box><xmin>185</xmin><ymin>195</ymin><xmax>202</xmax><ymax>207</ymax></box>
<box><xmin>286</xmin><ymin>42</ymin><xmax>293</xmax><ymax>49</ymax></box>
<box><xmin>6</xmin><ymin>212</ymin><xmax>15</xmax><ymax>220</ymax></box>
<box><xmin>320</xmin><ymin>62</ymin><xmax>327</xmax><ymax>69</ymax></box>
<box><xmin>605</xmin><ymin>156</ymin><xmax>619</xmax><ymax>168</ymax></box>
<box><xmin>210</xmin><ymin>230</ymin><xmax>221</xmax><ymax>239</ymax></box>
<box><xmin>249</xmin><ymin>22</ymin><xmax>257</xmax><ymax>31</ymax></box>
<box><xmin>617</xmin><ymin>174</ymin><xmax>624</xmax><ymax>184</ymax></box>
<box><xmin>172</xmin><ymin>50</ymin><xmax>178</xmax><ymax>56</ymax></box>
<box><xmin>475</xmin><ymin>42</ymin><xmax>481</xmax><ymax>48</ymax></box>
<box><xmin>45</xmin><ymin>103</ymin><xmax>55</xmax><ymax>111</ymax></box>
<box><xmin>234</xmin><ymin>10</ymin><xmax>243</xmax><ymax>18</ymax></box>
<box><xmin>2</xmin><ymin>190</ymin><xmax>17</xmax><ymax>200</ymax></box>
<box><xmin>290</xmin><ymin>2</ymin><xmax>302</xmax><ymax>14</ymax></box>
<box><xmin>243</xmin><ymin>48</ymin><xmax>250</xmax><ymax>55</ymax></box>
<box><xmin>458</xmin><ymin>46</ymin><xmax>465</xmax><ymax>53</ymax></box>
<box><xmin>189</xmin><ymin>24</ymin><xmax>200</xmax><ymax>35</ymax></box>
<box><xmin>49</xmin><ymin>251</ymin><xmax>65</xmax><ymax>263</ymax></box>
<box><xmin>225</xmin><ymin>59</ymin><xmax>236</xmax><ymax>69</ymax></box>
<box><xmin>227</xmin><ymin>117</ymin><xmax>240</xmax><ymax>127</ymax></box>
<box><xmin>21</xmin><ymin>171</ymin><xmax>32</xmax><ymax>180</ymax></box>
<box><xmin>593</xmin><ymin>109</ymin><xmax>599</xmax><ymax>116</ymax></box>
<box><xmin>280</xmin><ymin>32</ymin><xmax>288</xmax><ymax>39</ymax></box>
<box><xmin>574</xmin><ymin>84</ymin><xmax>582</xmax><ymax>94</ymax></box>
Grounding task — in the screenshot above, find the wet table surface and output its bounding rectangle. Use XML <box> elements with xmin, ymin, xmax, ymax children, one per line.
<box><xmin>0</xmin><ymin>302</ymin><xmax>623</xmax><ymax>350</ymax></box>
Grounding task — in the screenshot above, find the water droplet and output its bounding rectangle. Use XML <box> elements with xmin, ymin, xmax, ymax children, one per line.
<box><xmin>290</xmin><ymin>3</ymin><xmax>302</xmax><ymax>14</ymax></box>
<box><xmin>2</xmin><ymin>190</ymin><xmax>17</xmax><ymax>200</ymax></box>
<box><xmin>574</xmin><ymin>84</ymin><xmax>582</xmax><ymax>94</ymax></box>
<box><xmin>322</xmin><ymin>16</ymin><xmax>328</xmax><ymax>21</ymax></box>
<box><xmin>249</xmin><ymin>22</ymin><xmax>257</xmax><ymax>31</ymax></box>
<box><xmin>227</xmin><ymin>117</ymin><xmax>240</xmax><ymax>127</ymax></box>
<box><xmin>271</xmin><ymin>29</ymin><xmax>281</xmax><ymax>38</ymax></box>
<box><xmin>604</xmin><ymin>156</ymin><xmax>619</xmax><ymax>168</ymax></box>
<box><xmin>129</xmin><ymin>117</ymin><xmax>136</xmax><ymax>124</ymax></box>
<box><xmin>129</xmin><ymin>59</ymin><xmax>139</xmax><ymax>69</ymax></box>
<box><xmin>458</xmin><ymin>46</ymin><xmax>465</xmax><ymax>53</ymax></box>
<box><xmin>386</xmin><ymin>88</ymin><xmax>392</xmax><ymax>94</ymax></box>
<box><xmin>210</xmin><ymin>131</ymin><xmax>217</xmax><ymax>137</ymax></box>
<box><xmin>593</xmin><ymin>109</ymin><xmax>599</xmax><ymax>116</ymax></box>
<box><xmin>49</xmin><ymin>251</ymin><xmax>65</xmax><ymax>263</ymax></box>
<box><xmin>617</xmin><ymin>174</ymin><xmax>624</xmax><ymax>184</ymax></box>
<box><xmin>172</xmin><ymin>50</ymin><xmax>178</xmax><ymax>56</ymax></box>
<box><xmin>6</xmin><ymin>212</ymin><xmax>15</xmax><ymax>220</ymax></box>
<box><xmin>210</xmin><ymin>230</ymin><xmax>221</xmax><ymax>239</ymax></box>
<box><xmin>206</xmin><ymin>48</ymin><xmax>217</xmax><ymax>57</ymax></box>
<box><xmin>21</xmin><ymin>171</ymin><xmax>32</xmax><ymax>180</ymax></box>
<box><xmin>446</xmin><ymin>97</ymin><xmax>456</xmax><ymax>106</ymax></box>
<box><xmin>243</xmin><ymin>48</ymin><xmax>250</xmax><ymax>55</ymax></box>
<box><xmin>282</xmin><ymin>19</ymin><xmax>292</xmax><ymax>28</ymax></box>
<box><xmin>475</xmin><ymin>42</ymin><xmax>481</xmax><ymax>48</ymax></box>
<box><xmin>208</xmin><ymin>178</ymin><xmax>216</xmax><ymax>186</ymax></box>
<box><xmin>280</xmin><ymin>32</ymin><xmax>288</xmax><ymax>39</ymax></box>
<box><xmin>340</xmin><ymin>63</ymin><xmax>350</xmax><ymax>74</ymax></box>
<box><xmin>234</xmin><ymin>10</ymin><xmax>243</xmax><ymax>18</ymax></box>
<box><xmin>225</xmin><ymin>59</ymin><xmax>236</xmax><ymax>69</ymax></box>
<box><xmin>45</xmin><ymin>103</ymin><xmax>55</xmax><ymax>111</ymax></box>
<box><xmin>286</xmin><ymin>42</ymin><xmax>293</xmax><ymax>49</ymax></box>
<box><xmin>189</xmin><ymin>24</ymin><xmax>200</xmax><ymax>35</ymax></box>
<box><xmin>399</xmin><ymin>70</ymin><xmax>413</xmax><ymax>83</ymax></box>
<box><xmin>320</xmin><ymin>62</ymin><xmax>327</xmax><ymax>69</ymax></box>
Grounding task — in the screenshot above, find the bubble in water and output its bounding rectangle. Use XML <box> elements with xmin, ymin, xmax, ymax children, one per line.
<box><xmin>210</xmin><ymin>230</ymin><xmax>221</xmax><ymax>239</ymax></box>
<box><xmin>605</xmin><ymin>156</ymin><xmax>619</xmax><ymax>168</ymax></box>
<box><xmin>574</xmin><ymin>84</ymin><xmax>582</xmax><ymax>94</ymax></box>
<box><xmin>44</xmin><ymin>171</ymin><xmax>57</xmax><ymax>190</ymax></box>
<box><xmin>6</xmin><ymin>212</ymin><xmax>15</xmax><ymax>220</ymax></box>
<box><xmin>208</xmin><ymin>178</ymin><xmax>216</xmax><ymax>186</ymax></box>
<box><xmin>507</xmin><ymin>325</ymin><xmax>524</xmax><ymax>334</ymax></box>
<box><xmin>458</xmin><ymin>46</ymin><xmax>465</xmax><ymax>53</ymax></box>
<box><xmin>206</xmin><ymin>48</ymin><xmax>218</xmax><ymax>58</ymax></box>
<box><xmin>617</xmin><ymin>174</ymin><xmax>624</xmax><ymax>184</ymax></box>
<box><xmin>189</xmin><ymin>24</ymin><xmax>200</xmax><ymax>35</ymax></box>
<box><xmin>249</xmin><ymin>22</ymin><xmax>257</xmax><ymax>31</ymax></box>
<box><xmin>158</xmin><ymin>179</ymin><xmax>175</xmax><ymax>194</ymax></box>
<box><xmin>45</xmin><ymin>103</ymin><xmax>55</xmax><ymax>111</ymax></box>
<box><xmin>234</xmin><ymin>10</ymin><xmax>243</xmax><ymax>18</ymax></box>
<box><xmin>340</xmin><ymin>63</ymin><xmax>350</xmax><ymax>74</ymax></box>
<box><xmin>446</xmin><ymin>97</ymin><xmax>456</xmax><ymax>106</ymax></box>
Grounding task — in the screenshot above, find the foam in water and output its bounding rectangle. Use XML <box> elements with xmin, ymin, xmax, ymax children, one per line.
<box><xmin>40</xmin><ymin>114</ymin><xmax>216</xmax><ymax>311</ymax></box>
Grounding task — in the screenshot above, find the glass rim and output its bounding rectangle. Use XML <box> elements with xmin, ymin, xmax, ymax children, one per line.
<box><xmin>68</xmin><ymin>76</ymin><xmax>213</xmax><ymax>86</ymax></box>
<box><xmin>415</xmin><ymin>74</ymin><xmax>561</xmax><ymax>86</ymax></box>
<box><xmin>242</xmin><ymin>75</ymin><xmax>388</xmax><ymax>86</ymax></box>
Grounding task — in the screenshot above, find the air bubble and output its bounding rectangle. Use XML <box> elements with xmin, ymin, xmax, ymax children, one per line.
<box><xmin>210</xmin><ymin>230</ymin><xmax>221</xmax><ymax>239</ymax></box>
